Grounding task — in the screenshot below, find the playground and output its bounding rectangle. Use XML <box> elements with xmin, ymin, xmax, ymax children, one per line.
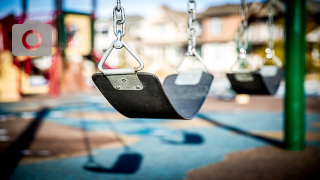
<box><xmin>0</xmin><ymin>0</ymin><xmax>320</xmax><ymax>179</ymax></box>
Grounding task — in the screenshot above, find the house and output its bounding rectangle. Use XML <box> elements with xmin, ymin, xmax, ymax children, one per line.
<box><xmin>137</xmin><ymin>6</ymin><xmax>191</xmax><ymax>77</ymax></box>
<box><xmin>198</xmin><ymin>4</ymin><xmax>242</xmax><ymax>73</ymax></box>
<box><xmin>198</xmin><ymin>3</ymin><xmax>271</xmax><ymax>73</ymax></box>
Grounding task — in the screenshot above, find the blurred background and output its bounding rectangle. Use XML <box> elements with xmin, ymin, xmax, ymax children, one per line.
<box><xmin>0</xmin><ymin>0</ymin><xmax>320</xmax><ymax>179</ymax></box>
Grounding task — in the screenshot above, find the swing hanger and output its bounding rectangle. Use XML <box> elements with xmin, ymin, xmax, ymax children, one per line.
<box><xmin>176</xmin><ymin>0</ymin><xmax>208</xmax><ymax>72</ymax></box>
<box><xmin>92</xmin><ymin>0</ymin><xmax>213</xmax><ymax>119</ymax></box>
<box><xmin>98</xmin><ymin>0</ymin><xmax>144</xmax><ymax>75</ymax></box>
<box><xmin>262</xmin><ymin>0</ymin><xmax>282</xmax><ymax>68</ymax></box>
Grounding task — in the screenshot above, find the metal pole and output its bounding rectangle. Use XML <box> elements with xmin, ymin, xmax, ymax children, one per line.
<box><xmin>284</xmin><ymin>0</ymin><xmax>306</xmax><ymax>151</ymax></box>
<box><xmin>22</xmin><ymin>0</ymin><xmax>27</xmax><ymax>19</ymax></box>
<box><xmin>56</xmin><ymin>0</ymin><xmax>66</xmax><ymax>50</ymax></box>
<box><xmin>91</xmin><ymin>0</ymin><xmax>96</xmax><ymax>50</ymax></box>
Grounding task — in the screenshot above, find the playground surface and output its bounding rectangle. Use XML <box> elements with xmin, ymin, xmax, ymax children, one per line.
<box><xmin>0</xmin><ymin>93</ymin><xmax>320</xmax><ymax>180</ymax></box>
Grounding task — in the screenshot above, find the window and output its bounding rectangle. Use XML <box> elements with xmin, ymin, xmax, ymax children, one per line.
<box><xmin>210</xmin><ymin>18</ymin><xmax>222</xmax><ymax>35</ymax></box>
<box><xmin>100</xmin><ymin>26</ymin><xmax>108</xmax><ymax>34</ymax></box>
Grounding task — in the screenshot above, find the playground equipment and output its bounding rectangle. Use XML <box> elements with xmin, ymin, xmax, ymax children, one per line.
<box><xmin>227</xmin><ymin>0</ymin><xmax>283</xmax><ymax>95</ymax></box>
<box><xmin>92</xmin><ymin>0</ymin><xmax>213</xmax><ymax>119</ymax></box>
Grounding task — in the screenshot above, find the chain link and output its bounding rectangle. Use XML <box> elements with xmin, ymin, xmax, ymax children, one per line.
<box><xmin>113</xmin><ymin>0</ymin><xmax>126</xmax><ymax>37</ymax></box>
<box><xmin>116</xmin><ymin>0</ymin><xmax>121</xmax><ymax>11</ymax></box>
<box><xmin>187</xmin><ymin>0</ymin><xmax>196</xmax><ymax>54</ymax></box>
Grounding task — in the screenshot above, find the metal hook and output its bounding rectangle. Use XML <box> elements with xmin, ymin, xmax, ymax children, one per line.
<box><xmin>262</xmin><ymin>48</ymin><xmax>283</xmax><ymax>67</ymax></box>
<box><xmin>98</xmin><ymin>31</ymin><xmax>144</xmax><ymax>75</ymax></box>
<box><xmin>176</xmin><ymin>49</ymin><xmax>208</xmax><ymax>73</ymax></box>
<box><xmin>230</xmin><ymin>48</ymin><xmax>256</xmax><ymax>72</ymax></box>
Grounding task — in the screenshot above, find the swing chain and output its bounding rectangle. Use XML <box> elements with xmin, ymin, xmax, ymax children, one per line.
<box><xmin>231</xmin><ymin>0</ymin><xmax>256</xmax><ymax>71</ymax></box>
<box><xmin>113</xmin><ymin>0</ymin><xmax>126</xmax><ymax>36</ymax></box>
<box><xmin>187</xmin><ymin>0</ymin><xmax>196</xmax><ymax>55</ymax></box>
<box><xmin>238</xmin><ymin>0</ymin><xmax>248</xmax><ymax>52</ymax></box>
<box><xmin>263</xmin><ymin>0</ymin><xmax>282</xmax><ymax>67</ymax></box>
<box><xmin>176</xmin><ymin>0</ymin><xmax>208</xmax><ymax>72</ymax></box>
<box><xmin>265</xmin><ymin>0</ymin><xmax>274</xmax><ymax>59</ymax></box>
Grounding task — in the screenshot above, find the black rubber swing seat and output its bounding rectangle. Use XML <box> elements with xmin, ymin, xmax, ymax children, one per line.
<box><xmin>226</xmin><ymin>68</ymin><xmax>283</xmax><ymax>95</ymax></box>
<box><xmin>92</xmin><ymin>72</ymin><xmax>214</xmax><ymax>119</ymax></box>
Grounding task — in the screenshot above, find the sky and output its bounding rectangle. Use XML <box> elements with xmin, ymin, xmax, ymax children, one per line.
<box><xmin>0</xmin><ymin>0</ymin><xmax>266</xmax><ymax>19</ymax></box>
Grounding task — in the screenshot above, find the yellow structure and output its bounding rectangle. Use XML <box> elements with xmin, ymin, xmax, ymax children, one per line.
<box><xmin>0</xmin><ymin>51</ymin><xmax>20</xmax><ymax>102</ymax></box>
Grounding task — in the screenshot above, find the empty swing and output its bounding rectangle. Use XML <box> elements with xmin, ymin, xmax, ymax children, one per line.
<box><xmin>227</xmin><ymin>0</ymin><xmax>283</xmax><ymax>95</ymax></box>
<box><xmin>92</xmin><ymin>0</ymin><xmax>213</xmax><ymax>120</ymax></box>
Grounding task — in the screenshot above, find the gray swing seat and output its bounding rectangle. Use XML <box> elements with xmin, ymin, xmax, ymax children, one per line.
<box><xmin>93</xmin><ymin>29</ymin><xmax>213</xmax><ymax>120</ymax></box>
<box><xmin>227</xmin><ymin>67</ymin><xmax>283</xmax><ymax>95</ymax></box>
<box><xmin>93</xmin><ymin>72</ymin><xmax>213</xmax><ymax>119</ymax></box>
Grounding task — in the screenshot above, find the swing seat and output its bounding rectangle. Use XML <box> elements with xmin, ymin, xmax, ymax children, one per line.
<box><xmin>227</xmin><ymin>66</ymin><xmax>283</xmax><ymax>95</ymax></box>
<box><xmin>92</xmin><ymin>72</ymin><xmax>213</xmax><ymax>119</ymax></box>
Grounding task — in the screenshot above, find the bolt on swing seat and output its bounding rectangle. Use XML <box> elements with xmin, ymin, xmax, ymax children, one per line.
<box><xmin>92</xmin><ymin>32</ymin><xmax>213</xmax><ymax>120</ymax></box>
<box><xmin>227</xmin><ymin>49</ymin><xmax>283</xmax><ymax>95</ymax></box>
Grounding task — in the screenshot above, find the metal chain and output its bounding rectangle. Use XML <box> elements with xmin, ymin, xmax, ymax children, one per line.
<box><xmin>265</xmin><ymin>0</ymin><xmax>274</xmax><ymax>59</ymax></box>
<box><xmin>187</xmin><ymin>0</ymin><xmax>196</xmax><ymax>55</ymax></box>
<box><xmin>267</xmin><ymin>0</ymin><xmax>274</xmax><ymax>50</ymax></box>
<box><xmin>238</xmin><ymin>0</ymin><xmax>248</xmax><ymax>59</ymax></box>
<box><xmin>176</xmin><ymin>0</ymin><xmax>209</xmax><ymax>72</ymax></box>
<box><xmin>263</xmin><ymin>0</ymin><xmax>282</xmax><ymax>67</ymax></box>
<box><xmin>113</xmin><ymin>0</ymin><xmax>126</xmax><ymax>36</ymax></box>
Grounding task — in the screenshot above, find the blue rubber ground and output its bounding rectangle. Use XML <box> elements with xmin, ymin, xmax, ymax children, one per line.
<box><xmin>4</xmin><ymin>97</ymin><xmax>320</xmax><ymax>180</ymax></box>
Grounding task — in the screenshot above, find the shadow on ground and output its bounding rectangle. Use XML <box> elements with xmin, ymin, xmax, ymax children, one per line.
<box><xmin>197</xmin><ymin>113</ymin><xmax>284</xmax><ymax>148</ymax></box>
<box><xmin>0</xmin><ymin>108</ymin><xmax>50</xmax><ymax>180</ymax></box>
<box><xmin>161</xmin><ymin>132</ymin><xmax>204</xmax><ymax>145</ymax></box>
<box><xmin>80</xmin><ymin>117</ymin><xmax>143</xmax><ymax>174</ymax></box>
<box><xmin>83</xmin><ymin>152</ymin><xmax>143</xmax><ymax>174</ymax></box>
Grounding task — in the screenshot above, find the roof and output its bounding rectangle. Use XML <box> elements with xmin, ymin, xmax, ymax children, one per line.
<box><xmin>250</xmin><ymin>0</ymin><xmax>284</xmax><ymax>19</ymax></box>
<box><xmin>199</xmin><ymin>4</ymin><xmax>241</xmax><ymax>18</ymax></box>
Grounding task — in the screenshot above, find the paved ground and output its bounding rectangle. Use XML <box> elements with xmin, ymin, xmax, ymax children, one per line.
<box><xmin>0</xmin><ymin>93</ymin><xmax>319</xmax><ymax>180</ymax></box>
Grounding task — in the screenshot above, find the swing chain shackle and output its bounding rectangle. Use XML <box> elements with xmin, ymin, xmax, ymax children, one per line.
<box><xmin>187</xmin><ymin>0</ymin><xmax>196</xmax><ymax>55</ymax></box>
<box><xmin>114</xmin><ymin>30</ymin><xmax>124</xmax><ymax>49</ymax></box>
